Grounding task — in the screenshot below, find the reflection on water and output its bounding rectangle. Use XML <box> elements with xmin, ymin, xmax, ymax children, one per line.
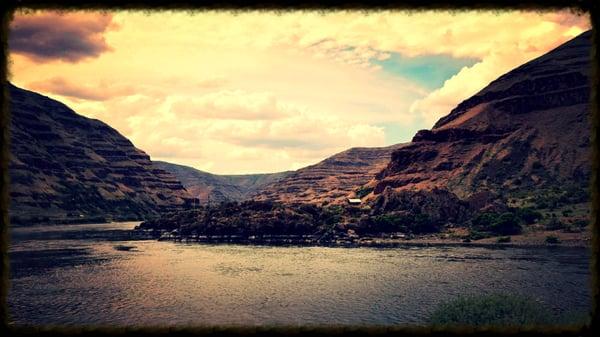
<box><xmin>8</xmin><ymin>222</ymin><xmax>591</xmax><ymax>326</ymax></box>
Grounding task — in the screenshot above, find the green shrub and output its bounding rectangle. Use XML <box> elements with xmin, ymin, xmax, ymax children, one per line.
<box><xmin>545</xmin><ymin>235</ymin><xmax>560</xmax><ymax>244</ymax></box>
<box><xmin>472</xmin><ymin>212</ymin><xmax>499</xmax><ymax>229</ymax></box>
<box><xmin>554</xmin><ymin>310</ymin><xmax>591</xmax><ymax>325</ymax></box>
<box><xmin>472</xmin><ymin>212</ymin><xmax>522</xmax><ymax>235</ymax></box>
<box><xmin>490</xmin><ymin>212</ymin><xmax>522</xmax><ymax>235</ymax></box>
<box><xmin>366</xmin><ymin>213</ymin><xmax>441</xmax><ymax>234</ymax></box>
<box><xmin>323</xmin><ymin>206</ymin><xmax>343</xmax><ymax>226</ymax></box>
<box><xmin>429</xmin><ymin>293</ymin><xmax>553</xmax><ymax>326</ymax></box>
<box><xmin>409</xmin><ymin>213</ymin><xmax>440</xmax><ymax>234</ymax></box>
<box><xmin>370</xmin><ymin>214</ymin><xmax>408</xmax><ymax>233</ymax></box>
<box><xmin>355</xmin><ymin>186</ymin><xmax>374</xmax><ymax>199</ymax></box>
<box><xmin>545</xmin><ymin>216</ymin><xmax>565</xmax><ymax>230</ymax></box>
<box><xmin>468</xmin><ymin>230</ymin><xmax>491</xmax><ymax>241</ymax></box>
<box><xmin>514</xmin><ymin>208</ymin><xmax>542</xmax><ymax>225</ymax></box>
<box><xmin>572</xmin><ymin>219</ymin><xmax>588</xmax><ymax>228</ymax></box>
<box><xmin>497</xmin><ymin>236</ymin><xmax>511</xmax><ymax>243</ymax></box>
<box><xmin>562</xmin><ymin>209</ymin><xmax>573</xmax><ymax>217</ymax></box>
<box><xmin>562</xmin><ymin>224</ymin><xmax>581</xmax><ymax>233</ymax></box>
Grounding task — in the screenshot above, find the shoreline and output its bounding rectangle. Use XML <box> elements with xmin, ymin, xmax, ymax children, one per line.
<box><xmin>10</xmin><ymin>216</ymin><xmax>144</xmax><ymax>227</ymax></box>
<box><xmin>132</xmin><ymin>230</ymin><xmax>590</xmax><ymax>250</ymax></box>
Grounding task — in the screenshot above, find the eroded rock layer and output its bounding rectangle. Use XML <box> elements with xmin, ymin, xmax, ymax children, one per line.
<box><xmin>253</xmin><ymin>144</ymin><xmax>407</xmax><ymax>204</ymax></box>
<box><xmin>9</xmin><ymin>84</ymin><xmax>193</xmax><ymax>224</ymax></box>
<box><xmin>369</xmin><ymin>31</ymin><xmax>591</xmax><ymax>200</ymax></box>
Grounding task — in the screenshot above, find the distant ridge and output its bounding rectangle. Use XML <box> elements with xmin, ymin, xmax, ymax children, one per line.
<box><xmin>252</xmin><ymin>143</ymin><xmax>408</xmax><ymax>205</ymax></box>
<box><xmin>154</xmin><ymin>161</ymin><xmax>291</xmax><ymax>204</ymax></box>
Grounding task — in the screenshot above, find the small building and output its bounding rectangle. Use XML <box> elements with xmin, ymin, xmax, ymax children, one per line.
<box><xmin>347</xmin><ymin>198</ymin><xmax>362</xmax><ymax>205</ymax></box>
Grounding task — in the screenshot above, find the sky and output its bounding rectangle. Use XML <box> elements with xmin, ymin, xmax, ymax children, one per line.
<box><xmin>8</xmin><ymin>10</ymin><xmax>590</xmax><ymax>174</ymax></box>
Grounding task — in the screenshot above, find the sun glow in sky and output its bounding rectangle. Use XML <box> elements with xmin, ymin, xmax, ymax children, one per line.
<box><xmin>9</xmin><ymin>9</ymin><xmax>590</xmax><ymax>174</ymax></box>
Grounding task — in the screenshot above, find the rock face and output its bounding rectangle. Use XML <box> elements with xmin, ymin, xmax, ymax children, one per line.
<box><xmin>253</xmin><ymin>144</ymin><xmax>407</xmax><ymax>205</ymax></box>
<box><xmin>371</xmin><ymin>188</ymin><xmax>472</xmax><ymax>224</ymax></box>
<box><xmin>9</xmin><ymin>84</ymin><xmax>193</xmax><ymax>224</ymax></box>
<box><xmin>154</xmin><ymin>161</ymin><xmax>291</xmax><ymax>204</ymax></box>
<box><xmin>369</xmin><ymin>31</ymin><xmax>591</xmax><ymax>200</ymax></box>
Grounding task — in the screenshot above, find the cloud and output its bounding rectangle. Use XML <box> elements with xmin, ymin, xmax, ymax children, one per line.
<box><xmin>61</xmin><ymin>86</ymin><xmax>388</xmax><ymax>174</ymax></box>
<box><xmin>173</xmin><ymin>10</ymin><xmax>587</xmax><ymax>71</ymax></box>
<box><xmin>170</xmin><ymin>90</ymin><xmax>286</xmax><ymax>120</ymax></box>
<box><xmin>408</xmin><ymin>13</ymin><xmax>591</xmax><ymax>127</ymax></box>
<box><xmin>9</xmin><ymin>10</ymin><xmax>590</xmax><ymax>174</ymax></box>
<box><xmin>27</xmin><ymin>77</ymin><xmax>135</xmax><ymax>101</ymax></box>
<box><xmin>9</xmin><ymin>11</ymin><xmax>116</xmax><ymax>63</ymax></box>
<box><xmin>216</xmin><ymin>114</ymin><xmax>386</xmax><ymax>151</ymax></box>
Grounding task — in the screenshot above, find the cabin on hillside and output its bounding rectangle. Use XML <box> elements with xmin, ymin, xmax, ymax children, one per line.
<box><xmin>347</xmin><ymin>198</ymin><xmax>362</xmax><ymax>205</ymax></box>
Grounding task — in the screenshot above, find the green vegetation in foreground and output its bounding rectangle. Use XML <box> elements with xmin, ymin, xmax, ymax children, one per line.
<box><xmin>429</xmin><ymin>293</ymin><xmax>589</xmax><ymax>326</ymax></box>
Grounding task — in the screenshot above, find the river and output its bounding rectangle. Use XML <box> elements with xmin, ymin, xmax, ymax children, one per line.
<box><xmin>8</xmin><ymin>221</ymin><xmax>591</xmax><ymax>326</ymax></box>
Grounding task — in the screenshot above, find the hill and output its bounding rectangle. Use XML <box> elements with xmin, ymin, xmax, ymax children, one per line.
<box><xmin>9</xmin><ymin>84</ymin><xmax>193</xmax><ymax>224</ymax></box>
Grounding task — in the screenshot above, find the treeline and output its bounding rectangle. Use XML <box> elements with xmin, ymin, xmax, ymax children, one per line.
<box><xmin>140</xmin><ymin>187</ymin><xmax>588</xmax><ymax>239</ymax></box>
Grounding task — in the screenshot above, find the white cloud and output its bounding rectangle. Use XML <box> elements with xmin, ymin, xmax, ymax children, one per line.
<box><xmin>170</xmin><ymin>90</ymin><xmax>285</xmax><ymax>121</ymax></box>
<box><xmin>409</xmin><ymin>24</ymin><xmax>591</xmax><ymax>127</ymax></box>
<box><xmin>11</xmin><ymin>9</ymin><xmax>590</xmax><ymax>174</ymax></box>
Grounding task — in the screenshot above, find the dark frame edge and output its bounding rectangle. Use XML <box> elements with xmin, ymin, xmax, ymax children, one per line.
<box><xmin>0</xmin><ymin>1</ymin><xmax>597</xmax><ymax>337</ymax></box>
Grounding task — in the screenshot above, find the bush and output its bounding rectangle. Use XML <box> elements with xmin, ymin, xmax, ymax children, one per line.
<box><xmin>429</xmin><ymin>293</ymin><xmax>553</xmax><ymax>326</ymax></box>
<box><xmin>497</xmin><ymin>236</ymin><xmax>511</xmax><ymax>243</ymax></box>
<box><xmin>562</xmin><ymin>226</ymin><xmax>580</xmax><ymax>233</ymax></box>
<box><xmin>472</xmin><ymin>212</ymin><xmax>522</xmax><ymax>235</ymax></box>
<box><xmin>409</xmin><ymin>213</ymin><xmax>441</xmax><ymax>234</ymax></box>
<box><xmin>362</xmin><ymin>213</ymin><xmax>441</xmax><ymax>235</ymax></box>
<box><xmin>554</xmin><ymin>310</ymin><xmax>591</xmax><ymax>325</ymax></box>
<box><xmin>370</xmin><ymin>214</ymin><xmax>408</xmax><ymax>233</ymax></box>
<box><xmin>562</xmin><ymin>209</ymin><xmax>573</xmax><ymax>217</ymax></box>
<box><xmin>545</xmin><ymin>235</ymin><xmax>560</xmax><ymax>244</ymax></box>
<box><xmin>355</xmin><ymin>186</ymin><xmax>374</xmax><ymax>199</ymax></box>
<box><xmin>514</xmin><ymin>208</ymin><xmax>542</xmax><ymax>225</ymax></box>
<box><xmin>545</xmin><ymin>216</ymin><xmax>565</xmax><ymax>231</ymax></box>
<box><xmin>490</xmin><ymin>212</ymin><xmax>522</xmax><ymax>235</ymax></box>
<box><xmin>572</xmin><ymin>219</ymin><xmax>588</xmax><ymax>228</ymax></box>
<box><xmin>322</xmin><ymin>206</ymin><xmax>343</xmax><ymax>226</ymax></box>
<box><xmin>472</xmin><ymin>212</ymin><xmax>499</xmax><ymax>229</ymax></box>
<box><xmin>468</xmin><ymin>229</ymin><xmax>491</xmax><ymax>241</ymax></box>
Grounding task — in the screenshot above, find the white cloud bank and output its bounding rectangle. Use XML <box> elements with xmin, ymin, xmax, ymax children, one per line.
<box><xmin>11</xmin><ymin>10</ymin><xmax>590</xmax><ymax>174</ymax></box>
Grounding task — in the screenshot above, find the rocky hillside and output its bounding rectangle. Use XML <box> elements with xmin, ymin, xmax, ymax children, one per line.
<box><xmin>138</xmin><ymin>31</ymin><xmax>592</xmax><ymax>243</ymax></box>
<box><xmin>154</xmin><ymin>161</ymin><xmax>291</xmax><ymax>204</ymax></box>
<box><xmin>368</xmin><ymin>30</ymin><xmax>591</xmax><ymax>203</ymax></box>
<box><xmin>252</xmin><ymin>144</ymin><xmax>407</xmax><ymax>205</ymax></box>
<box><xmin>9</xmin><ymin>83</ymin><xmax>193</xmax><ymax>225</ymax></box>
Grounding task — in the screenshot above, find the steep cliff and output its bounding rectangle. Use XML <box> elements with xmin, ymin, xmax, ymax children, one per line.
<box><xmin>9</xmin><ymin>84</ymin><xmax>193</xmax><ymax>224</ymax></box>
<box><xmin>369</xmin><ymin>31</ymin><xmax>591</xmax><ymax>202</ymax></box>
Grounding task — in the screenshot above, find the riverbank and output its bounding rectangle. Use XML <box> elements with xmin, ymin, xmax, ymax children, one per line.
<box><xmin>10</xmin><ymin>215</ymin><xmax>144</xmax><ymax>227</ymax></box>
<box><xmin>132</xmin><ymin>227</ymin><xmax>591</xmax><ymax>249</ymax></box>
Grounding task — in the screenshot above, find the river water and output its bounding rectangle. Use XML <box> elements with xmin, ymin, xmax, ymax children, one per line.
<box><xmin>8</xmin><ymin>222</ymin><xmax>591</xmax><ymax>326</ymax></box>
